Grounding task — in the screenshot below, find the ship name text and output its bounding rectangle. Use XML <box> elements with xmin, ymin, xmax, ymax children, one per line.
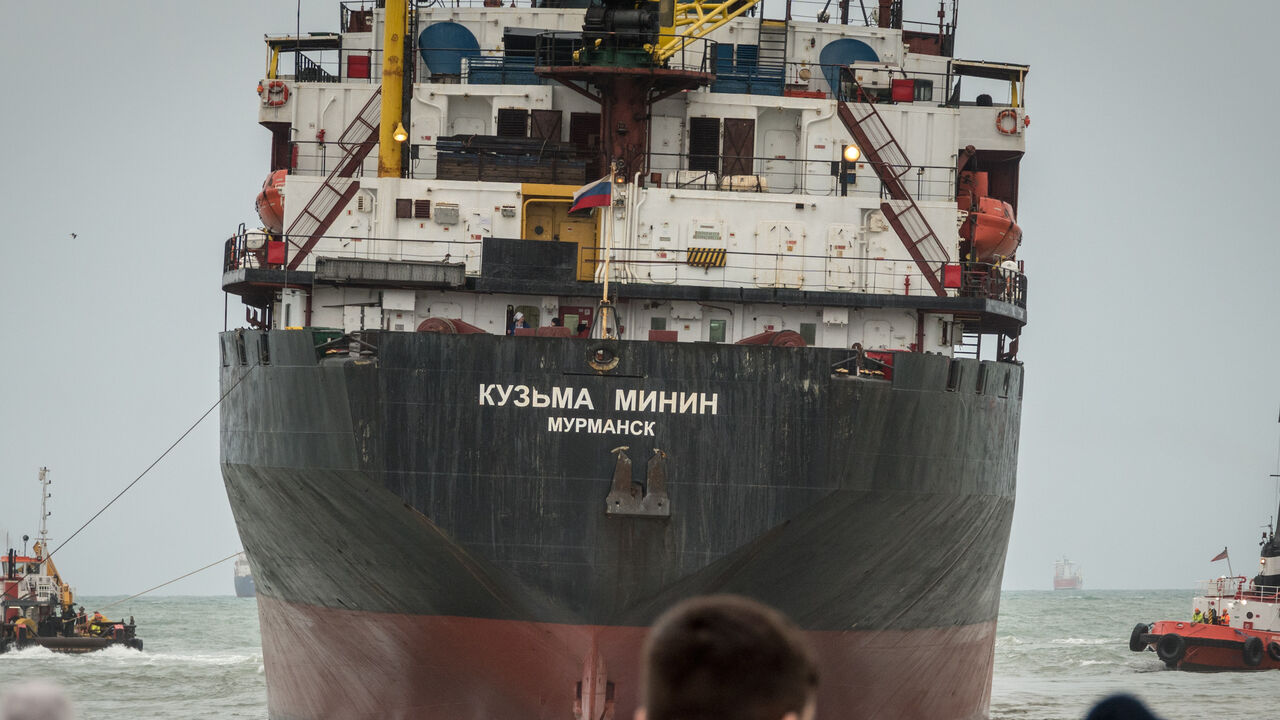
<box><xmin>479</xmin><ymin>384</ymin><xmax>720</xmax><ymax>436</ymax></box>
<box><xmin>478</xmin><ymin>385</ymin><xmax>719</xmax><ymax>415</ymax></box>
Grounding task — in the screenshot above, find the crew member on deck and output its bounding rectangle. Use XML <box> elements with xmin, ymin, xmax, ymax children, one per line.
<box><xmin>1192</xmin><ymin>608</ymin><xmax>1203</xmax><ymax>623</ymax></box>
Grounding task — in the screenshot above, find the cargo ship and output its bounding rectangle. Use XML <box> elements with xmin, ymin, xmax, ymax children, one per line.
<box><xmin>219</xmin><ymin>0</ymin><xmax>1029</xmax><ymax>717</ymax></box>
<box><xmin>1054</xmin><ymin>557</ymin><xmax>1083</xmax><ymax>590</ymax></box>
<box><xmin>234</xmin><ymin>552</ymin><xmax>256</xmax><ymax>598</ymax></box>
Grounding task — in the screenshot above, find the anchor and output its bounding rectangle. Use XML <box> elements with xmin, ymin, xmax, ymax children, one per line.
<box><xmin>604</xmin><ymin>447</ymin><xmax>671</xmax><ymax>518</ymax></box>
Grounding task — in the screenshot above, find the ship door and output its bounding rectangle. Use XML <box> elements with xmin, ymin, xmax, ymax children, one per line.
<box><xmin>637</xmin><ymin>220</ymin><xmax>678</xmax><ymax>283</ymax></box>
<box><xmin>562</xmin><ymin>219</ymin><xmax>600</xmax><ymax>282</ymax></box>
<box><xmin>759</xmin><ymin>109</ymin><xmax>799</xmax><ymax>193</ymax></box>
<box><xmin>523</xmin><ymin>200</ymin><xmax>570</xmax><ymax>242</ymax></box>
<box><xmin>825</xmin><ymin>224</ymin><xmax>865</xmax><ymax>291</ymax></box>
<box><xmin>754</xmin><ymin>221</ymin><xmax>805</xmax><ymax>288</ymax></box>
<box><xmin>703</xmin><ymin>308</ymin><xmax>732</xmax><ymax>343</ymax></box>
<box><xmin>722</xmin><ymin>118</ymin><xmax>755</xmax><ymax>178</ymax></box>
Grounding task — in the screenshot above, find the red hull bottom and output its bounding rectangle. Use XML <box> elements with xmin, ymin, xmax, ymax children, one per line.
<box><xmin>258</xmin><ymin>595</ymin><xmax>997</xmax><ymax>720</ymax></box>
<box><xmin>1145</xmin><ymin>620</ymin><xmax>1280</xmax><ymax>671</ymax></box>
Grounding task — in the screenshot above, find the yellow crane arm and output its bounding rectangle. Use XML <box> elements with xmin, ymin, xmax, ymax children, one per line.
<box><xmin>653</xmin><ymin>0</ymin><xmax>763</xmax><ymax>63</ymax></box>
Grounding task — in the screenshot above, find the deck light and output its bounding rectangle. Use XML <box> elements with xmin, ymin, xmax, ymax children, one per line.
<box><xmin>393</xmin><ymin>122</ymin><xmax>408</xmax><ymax>143</ymax></box>
<box><xmin>843</xmin><ymin>144</ymin><xmax>861</xmax><ymax>163</ymax></box>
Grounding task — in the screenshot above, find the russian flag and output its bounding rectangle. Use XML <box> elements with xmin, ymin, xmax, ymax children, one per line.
<box><xmin>570</xmin><ymin>176</ymin><xmax>612</xmax><ymax>213</ymax></box>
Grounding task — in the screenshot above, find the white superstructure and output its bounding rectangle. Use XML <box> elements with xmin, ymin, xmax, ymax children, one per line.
<box><xmin>224</xmin><ymin>0</ymin><xmax>1029</xmax><ymax>360</ymax></box>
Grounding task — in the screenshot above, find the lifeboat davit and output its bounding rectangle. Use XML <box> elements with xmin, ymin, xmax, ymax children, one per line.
<box><xmin>965</xmin><ymin>196</ymin><xmax>1022</xmax><ymax>262</ymax></box>
<box><xmin>255</xmin><ymin>170</ymin><xmax>286</xmax><ymax>234</ymax></box>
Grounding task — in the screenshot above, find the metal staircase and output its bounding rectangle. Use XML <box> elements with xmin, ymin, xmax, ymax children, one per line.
<box><xmin>285</xmin><ymin>88</ymin><xmax>382</xmax><ymax>271</ymax></box>
<box><xmin>757</xmin><ymin>18</ymin><xmax>788</xmax><ymax>76</ymax></box>
<box><xmin>835</xmin><ymin>72</ymin><xmax>948</xmax><ymax>296</ymax></box>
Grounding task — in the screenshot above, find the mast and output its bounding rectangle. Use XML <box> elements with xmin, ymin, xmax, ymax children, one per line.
<box><xmin>378</xmin><ymin>0</ymin><xmax>408</xmax><ymax>178</ymax></box>
<box><xmin>36</xmin><ymin>466</ymin><xmax>51</xmax><ymax>560</ymax></box>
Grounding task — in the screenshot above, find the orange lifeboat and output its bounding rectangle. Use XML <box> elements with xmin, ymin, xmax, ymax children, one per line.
<box><xmin>965</xmin><ymin>196</ymin><xmax>1021</xmax><ymax>262</ymax></box>
<box><xmin>255</xmin><ymin>170</ymin><xmax>287</xmax><ymax>234</ymax></box>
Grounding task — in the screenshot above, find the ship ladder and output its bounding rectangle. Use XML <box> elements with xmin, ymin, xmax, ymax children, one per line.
<box><xmin>953</xmin><ymin>330</ymin><xmax>981</xmax><ymax>359</ymax></box>
<box><xmin>285</xmin><ymin>88</ymin><xmax>383</xmax><ymax>270</ymax></box>
<box><xmin>756</xmin><ymin>18</ymin><xmax>788</xmax><ymax>92</ymax></box>
<box><xmin>835</xmin><ymin>69</ymin><xmax>948</xmax><ymax>296</ymax></box>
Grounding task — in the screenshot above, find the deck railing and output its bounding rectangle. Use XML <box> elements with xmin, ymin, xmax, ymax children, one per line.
<box><xmin>224</xmin><ymin>230</ymin><xmax>1026</xmax><ymax>307</ymax></box>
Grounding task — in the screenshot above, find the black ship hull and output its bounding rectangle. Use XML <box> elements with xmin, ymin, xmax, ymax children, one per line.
<box><xmin>220</xmin><ymin>329</ymin><xmax>1021</xmax><ymax>719</ymax></box>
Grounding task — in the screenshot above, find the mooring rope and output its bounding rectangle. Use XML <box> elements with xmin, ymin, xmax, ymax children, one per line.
<box><xmin>97</xmin><ymin>551</ymin><xmax>242</xmax><ymax>612</ymax></box>
<box><xmin>46</xmin><ymin>365</ymin><xmax>257</xmax><ymax>561</ymax></box>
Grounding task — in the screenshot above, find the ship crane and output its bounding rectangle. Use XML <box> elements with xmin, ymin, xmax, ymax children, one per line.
<box><xmin>652</xmin><ymin>0</ymin><xmax>763</xmax><ymax>63</ymax></box>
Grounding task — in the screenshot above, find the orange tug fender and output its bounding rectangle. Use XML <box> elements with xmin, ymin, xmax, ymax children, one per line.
<box><xmin>996</xmin><ymin>109</ymin><xmax>1019</xmax><ymax>135</ymax></box>
<box><xmin>261</xmin><ymin>80</ymin><xmax>290</xmax><ymax>107</ymax></box>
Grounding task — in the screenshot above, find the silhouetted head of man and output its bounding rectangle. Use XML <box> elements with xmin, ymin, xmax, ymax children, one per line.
<box><xmin>638</xmin><ymin>595</ymin><xmax>819</xmax><ymax>720</ymax></box>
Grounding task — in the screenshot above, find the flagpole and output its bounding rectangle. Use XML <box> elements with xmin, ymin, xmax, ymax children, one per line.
<box><xmin>599</xmin><ymin>162</ymin><xmax>616</xmax><ymax>340</ymax></box>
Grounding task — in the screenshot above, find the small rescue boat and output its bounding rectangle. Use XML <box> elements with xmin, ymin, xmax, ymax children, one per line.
<box><xmin>1</xmin><ymin>468</ymin><xmax>143</xmax><ymax>654</ymax></box>
<box><xmin>254</xmin><ymin>169</ymin><xmax>286</xmax><ymax>234</ymax></box>
<box><xmin>1130</xmin><ymin>512</ymin><xmax>1280</xmax><ymax>670</ymax></box>
<box><xmin>956</xmin><ymin>170</ymin><xmax>1022</xmax><ymax>261</ymax></box>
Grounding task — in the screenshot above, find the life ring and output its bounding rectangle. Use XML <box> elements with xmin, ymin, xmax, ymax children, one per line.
<box><xmin>996</xmin><ymin>109</ymin><xmax>1019</xmax><ymax>135</ymax></box>
<box><xmin>1155</xmin><ymin>633</ymin><xmax>1185</xmax><ymax>666</ymax></box>
<box><xmin>1128</xmin><ymin>623</ymin><xmax>1149</xmax><ymax>653</ymax></box>
<box><xmin>1243</xmin><ymin>636</ymin><xmax>1264</xmax><ymax>667</ymax></box>
<box><xmin>1266</xmin><ymin>640</ymin><xmax>1280</xmax><ymax>662</ymax></box>
<box><xmin>260</xmin><ymin>80</ymin><xmax>290</xmax><ymax>107</ymax></box>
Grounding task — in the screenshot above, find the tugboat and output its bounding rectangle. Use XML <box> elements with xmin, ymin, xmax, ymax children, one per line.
<box><xmin>0</xmin><ymin>468</ymin><xmax>143</xmax><ymax>654</ymax></box>
<box><xmin>1130</xmin><ymin>521</ymin><xmax>1280</xmax><ymax>670</ymax></box>
<box><xmin>1054</xmin><ymin>557</ymin><xmax>1083</xmax><ymax>590</ymax></box>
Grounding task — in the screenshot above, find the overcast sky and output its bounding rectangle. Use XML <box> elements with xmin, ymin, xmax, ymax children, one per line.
<box><xmin>2</xmin><ymin>0</ymin><xmax>1278</xmax><ymax>596</ymax></box>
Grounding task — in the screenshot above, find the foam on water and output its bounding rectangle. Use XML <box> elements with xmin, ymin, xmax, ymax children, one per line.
<box><xmin>2</xmin><ymin>590</ymin><xmax>1273</xmax><ymax>719</ymax></box>
<box><xmin>0</xmin><ymin>596</ymin><xmax>266</xmax><ymax>719</ymax></box>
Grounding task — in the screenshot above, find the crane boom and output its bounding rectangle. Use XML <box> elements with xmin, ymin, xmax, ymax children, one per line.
<box><xmin>652</xmin><ymin>0</ymin><xmax>763</xmax><ymax>63</ymax></box>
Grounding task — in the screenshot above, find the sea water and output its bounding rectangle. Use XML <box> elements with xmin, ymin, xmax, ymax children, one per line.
<box><xmin>0</xmin><ymin>596</ymin><xmax>265</xmax><ymax>718</ymax></box>
<box><xmin>0</xmin><ymin>590</ymin><xmax>1270</xmax><ymax>719</ymax></box>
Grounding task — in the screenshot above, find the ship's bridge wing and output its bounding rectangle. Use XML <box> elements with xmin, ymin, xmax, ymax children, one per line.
<box><xmin>951</xmin><ymin>59</ymin><xmax>1029</xmax><ymax>81</ymax></box>
<box><xmin>264</xmin><ymin>33</ymin><xmax>342</xmax><ymax>52</ymax></box>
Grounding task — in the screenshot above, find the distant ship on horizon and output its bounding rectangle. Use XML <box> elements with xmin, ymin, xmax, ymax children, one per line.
<box><xmin>233</xmin><ymin>553</ymin><xmax>255</xmax><ymax>598</ymax></box>
<box><xmin>1054</xmin><ymin>557</ymin><xmax>1083</xmax><ymax>590</ymax></box>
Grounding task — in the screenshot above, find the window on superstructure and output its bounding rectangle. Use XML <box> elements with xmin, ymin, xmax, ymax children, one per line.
<box><xmin>688</xmin><ymin>117</ymin><xmax>720</xmax><ymax>173</ymax></box>
<box><xmin>709</xmin><ymin>319</ymin><xmax>726</xmax><ymax>343</ymax></box>
<box><xmin>569</xmin><ymin>112</ymin><xmax>602</xmax><ymax>178</ymax></box>
<box><xmin>913</xmin><ymin>79</ymin><xmax>934</xmax><ymax>102</ymax></box>
<box><xmin>497</xmin><ymin>108</ymin><xmax>531</xmax><ymax>138</ymax></box>
<box><xmin>651</xmin><ymin>317</ymin><xmax>667</xmax><ymax>331</ymax></box>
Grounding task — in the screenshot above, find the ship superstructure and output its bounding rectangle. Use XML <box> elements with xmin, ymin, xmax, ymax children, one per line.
<box><xmin>219</xmin><ymin>0</ymin><xmax>1030</xmax><ymax>717</ymax></box>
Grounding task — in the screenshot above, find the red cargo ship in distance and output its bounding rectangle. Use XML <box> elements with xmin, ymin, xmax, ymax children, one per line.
<box><xmin>219</xmin><ymin>0</ymin><xmax>1032</xmax><ymax>717</ymax></box>
<box><xmin>1054</xmin><ymin>557</ymin><xmax>1083</xmax><ymax>590</ymax></box>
